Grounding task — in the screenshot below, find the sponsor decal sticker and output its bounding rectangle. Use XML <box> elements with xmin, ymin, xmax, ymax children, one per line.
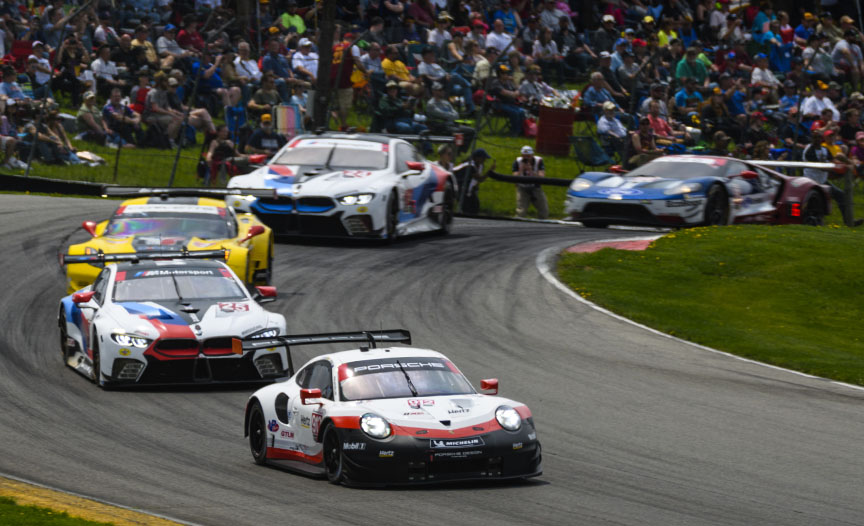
<box><xmin>430</xmin><ymin>437</ymin><xmax>484</xmax><ymax>449</ymax></box>
<box><xmin>300</xmin><ymin>415</ymin><xmax>311</xmax><ymax>429</ymax></box>
<box><xmin>597</xmin><ymin>188</ymin><xmax>642</xmax><ymax>196</ymax></box>
<box><xmin>342</xmin><ymin>170</ymin><xmax>372</xmax><ymax>178</ymax></box>
<box><xmin>403</xmin><ymin>411</ymin><xmax>425</xmax><ymax>416</ymax></box>
<box><xmin>311</xmin><ymin>412</ymin><xmax>322</xmax><ymax>437</ymax></box>
<box><xmin>118</xmin><ymin>348</ymin><xmax>131</xmax><ymax>356</ymax></box>
<box><xmin>350</xmin><ymin>359</ymin><xmax>447</xmax><ymax>375</ymax></box>
<box><xmin>356</xmin><ymin>206</ymin><xmax>368</xmax><ymax>213</ymax></box>
<box><xmin>268</xmin><ymin>419</ymin><xmax>279</xmax><ymax>432</ymax></box>
<box><xmin>408</xmin><ymin>399</ymin><xmax>435</xmax><ymax>408</ymax></box>
<box><xmin>512</xmin><ymin>442</ymin><xmax>523</xmax><ymax>450</ymax></box>
<box><xmin>343</xmin><ymin>442</ymin><xmax>366</xmax><ymax>451</ymax></box>
<box><xmin>433</xmin><ymin>450</ymin><xmax>482</xmax><ymax>459</ymax></box>
<box><xmin>218</xmin><ymin>302</ymin><xmax>251</xmax><ymax>313</ymax></box>
<box><xmin>528</xmin><ymin>432</ymin><xmax>537</xmax><ymax>440</ymax></box>
<box><xmin>447</xmin><ymin>409</ymin><xmax>469</xmax><ymax>414</ymax></box>
<box><xmin>379</xmin><ymin>450</ymin><xmax>394</xmax><ymax>458</ymax></box>
<box><xmin>280</xmin><ymin>430</ymin><xmax>294</xmax><ymax>438</ymax></box>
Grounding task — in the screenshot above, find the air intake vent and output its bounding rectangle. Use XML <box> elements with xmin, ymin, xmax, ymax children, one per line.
<box><xmin>254</xmin><ymin>355</ymin><xmax>281</xmax><ymax>377</ymax></box>
<box><xmin>111</xmin><ymin>359</ymin><xmax>145</xmax><ymax>381</ymax></box>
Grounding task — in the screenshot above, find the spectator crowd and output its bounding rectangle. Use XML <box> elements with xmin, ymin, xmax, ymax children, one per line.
<box><xmin>0</xmin><ymin>0</ymin><xmax>860</xmax><ymax>211</ymax></box>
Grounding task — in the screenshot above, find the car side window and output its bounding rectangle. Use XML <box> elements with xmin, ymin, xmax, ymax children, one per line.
<box><xmin>295</xmin><ymin>365</ymin><xmax>312</xmax><ymax>388</ymax></box>
<box><xmin>395</xmin><ymin>143</ymin><xmax>414</xmax><ymax>173</ymax></box>
<box><xmin>724</xmin><ymin>161</ymin><xmax>747</xmax><ymax>178</ymax></box>
<box><xmin>92</xmin><ymin>270</ymin><xmax>109</xmax><ymax>304</ymax></box>
<box><xmin>307</xmin><ymin>361</ymin><xmax>334</xmax><ymax>400</ymax></box>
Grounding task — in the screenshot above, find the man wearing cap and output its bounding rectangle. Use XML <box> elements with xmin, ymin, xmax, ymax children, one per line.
<box><xmin>778</xmin><ymin>80</ymin><xmax>800</xmax><ymax>113</ymax></box>
<box><xmin>77</xmin><ymin>91</ymin><xmax>110</xmax><ymax>147</ymax></box>
<box><xmin>596</xmin><ymin>52</ymin><xmax>628</xmax><ymax>103</ymax></box>
<box><xmin>511</xmin><ymin>145</ymin><xmax>548</xmax><ymax>219</ymax></box>
<box><xmin>27</xmin><ymin>41</ymin><xmax>53</xmax><ymax>100</ymax></box>
<box><xmin>102</xmin><ymin>87</ymin><xmax>141</xmax><ymax>147</ymax></box>
<box><xmin>673</xmin><ymin>78</ymin><xmax>703</xmax><ymax>119</ymax></box>
<box><xmin>279</xmin><ymin>0</ymin><xmax>306</xmax><ymax>35</ymax></box>
<box><xmin>157</xmin><ymin>24</ymin><xmax>194</xmax><ymax>71</ymax></box>
<box><xmin>455</xmin><ymin>148</ymin><xmax>493</xmax><ymax>214</ymax></box>
<box><xmin>467</xmin><ymin>19</ymin><xmax>487</xmax><ymax>50</ymax></box>
<box><xmin>378</xmin><ymin>80</ymin><xmax>427</xmax><ymax>135</ymax></box>
<box><xmin>292</xmin><ymin>38</ymin><xmax>319</xmax><ymax>84</ymax></box>
<box><xmin>802</xmin><ymin>82</ymin><xmax>840</xmax><ymax>120</ymax></box>
<box><xmin>639</xmin><ymin>83</ymin><xmax>668</xmax><ymax>118</ymax></box>
<box><xmin>486</xmin><ymin>19</ymin><xmax>513</xmax><ymax>53</ymax></box>
<box><xmin>676</xmin><ymin>46</ymin><xmax>708</xmax><ymax>87</ymax></box>
<box><xmin>131</xmin><ymin>25</ymin><xmax>159</xmax><ymax>70</ymax></box>
<box><xmin>425</xmin><ymin>82</ymin><xmax>475</xmax><ymax>152</ymax></box>
<box><xmin>473</xmin><ymin>47</ymin><xmax>499</xmax><ymax>88</ymax></box>
<box><xmin>418</xmin><ymin>47</ymin><xmax>475</xmax><ymax>115</ymax></box>
<box><xmin>817</xmin><ymin>13</ymin><xmax>844</xmax><ymax>45</ymax></box>
<box><xmin>832</xmin><ymin>29</ymin><xmax>864</xmax><ymax>91</ymax></box>
<box><xmin>597</xmin><ymin>100</ymin><xmax>628</xmax><ymax>152</ymax></box>
<box><xmin>245</xmin><ymin>114</ymin><xmax>286</xmax><ymax>157</ymax></box>
<box><xmin>803</xmin><ymin>34</ymin><xmax>838</xmax><ymax>81</ymax></box>
<box><xmin>593</xmin><ymin>14</ymin><xmax>619</xmax><ymax>53</ymax></box>
<box><xmin>518</xmin><ymin>65</ymin><xmax>555</xmax><ymax>105</ymax></box>
<box><xmin>794</xmin><ymin>13</ymin><xmax>817</xmax><ymax>46</ymax></box>
<box><xmin>751</xmin><ymin>53</ymin><xmax>780</xmax><ymax>94</ymax></box>
<box><xmin>382</xmin><ymin>45</ymin><xmax>424</xmax><ymax>96</ymax></box>
<box><xmin>428</xmin><ymin>14</ymin><xmax>453</xmax><ymax>51</ymax></box>
<box><xmin>261</xmin><ymin>38</ymin><xmax>301</xmax><ymax>102</ymax></box>
<box><xmin>489</xmin><ymin>64</ymin><xmax>526</xmax><ymax>137</ymax></box>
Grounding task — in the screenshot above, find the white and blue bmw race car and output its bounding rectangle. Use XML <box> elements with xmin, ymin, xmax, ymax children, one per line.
<box><xmin>226</xmin><ymin>133</ymin><xmax>456</xmax><ymax>240</ymax></box>
<box><xmin>239</xmin><ymin>330</ymin><xmax>542</xmax><ymax>486</ymax></box>
<box><xmin>59</xmin><ymin>252</ymin><xmax>287</xmax><ymax>387</ymax></box>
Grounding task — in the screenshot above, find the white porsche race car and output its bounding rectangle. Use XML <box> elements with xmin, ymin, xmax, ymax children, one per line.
<box><xmin>59</xmin><ymin>252</ymin><xmax>287</xmax><ymax>387</ymax></box>
<box><xmin>226</xmin><ymin>133</ymin><xmax>457</xmax><ymax>240</ymax></box>
<box><xmin>239</xmin><ymin>330</ymin><xmax>542</xmax><ymax>486</ymax></box>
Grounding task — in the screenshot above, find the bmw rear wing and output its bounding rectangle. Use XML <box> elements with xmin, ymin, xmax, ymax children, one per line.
<box><xmin>232</xmin><ymin>329</ymin><xmax>412</xmax><ymax>376</ymax></box>
<box><xmin>101</xmin><ymin>186</ymin><xmax>278</xmax><ymax>199</ymax></box>
<box><xmin>61</xmin><ymin>248</ymin><xmax>228</xmax><ymax>265</ymax></box>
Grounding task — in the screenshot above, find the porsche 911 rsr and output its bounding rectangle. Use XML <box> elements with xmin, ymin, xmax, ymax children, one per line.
<box><xmin>564</xmin><ymin>156</ymin><xmax>833</xmax><ymax>228</ymax></box>
<box><xmin>64</xmin><ymin>187</ymin><xmax>275</xmax><ymax>293</ymax></box>
<box><xmin>226</xmin><ymin>133</ymin><xmax>456</xmax><ymax>240</ymax></box>
<box><xmin>59</xmin><ymin>255</ymin><xmax>287</xmax><ymax>387</ymax></box>
<box><xmin>240</xmin><ymin>331</ymin><xmax>542</xmax><ymax>486</ymax></box>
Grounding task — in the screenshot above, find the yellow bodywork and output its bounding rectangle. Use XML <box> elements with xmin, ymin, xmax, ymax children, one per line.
<box><xmin>65</xmin><ymin>197</ymin><xmax>273</xmax><ymax>293</ymax></box>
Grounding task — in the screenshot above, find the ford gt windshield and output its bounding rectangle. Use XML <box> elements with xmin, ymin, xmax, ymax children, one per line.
<box><xmin>272</xmin><ymin>145</ymin><xmax>388</xmax><ymax>170</ymax></box>
<box><xmin>339</xmin><ymin>357</ymin><xmax>475</xmax><ymax>401</ymax></box>
<box><xmin>105</xmin><ymin>213</ymin><xmax>232</xmax><ymax>240</ymax></box>
<box><xmin>113</xmin><ymin>267</ymin><xmax>246</xmax><ymax>302</ymax></box>
<box><xmin>626</xmin><ymin>158</ymin><xmax>728</xmax><ymax>180</ymax></box>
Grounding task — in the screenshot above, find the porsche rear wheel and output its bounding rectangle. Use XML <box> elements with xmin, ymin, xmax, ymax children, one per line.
<box><xmin>801</xmin><ymin>191</ymin><xmax>825</xmax><ymax>226</ymax></box>
<box><xmin>703</xmin><ymin>185</ymin><xmax>729</xmax><ymax>226</ymax></box>
<box><xmin>248</xmin><ymin>401</ymin><xmax>268</xmax><ymax>465</ymax></box>
<box><xmin>322</xmin><ymin>424</ymin><xmax>344</xmax><ymax>484</ymax></box>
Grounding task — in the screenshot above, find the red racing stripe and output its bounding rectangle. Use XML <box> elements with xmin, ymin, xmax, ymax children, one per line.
<box><xmin>266</xmin><ymin>447</ymin><xmax>323</xmax><ymax>464</ymax></box>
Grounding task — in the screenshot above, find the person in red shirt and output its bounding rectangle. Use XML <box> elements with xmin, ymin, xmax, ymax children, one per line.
<box><xmin>647</xmin><ymin>100</ymin><xmax>691</xmax><ymax>142</ymax></box>
<box><xmin>777</xmin><ymin>11</ymin><xmax>795</xmax><ymax>44</ymax></box>
<box><xmin>177</xmin><ymin>14</ymin><xmax>205</xmax><ymax>54</ymax></box>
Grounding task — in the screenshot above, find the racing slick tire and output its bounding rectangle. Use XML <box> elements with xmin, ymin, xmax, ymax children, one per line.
<box><xmin>91</xmin><ymin>339</ymin><xmax>103</xmax><ymax>388</ymax></box>
<box><xmin>703</xmin><ymin>184</ymin><xmax>729</xmax><ymax>226</ymax></box>
<box><xmin>254</xmin><ymin>237</ymin><xmax>274</xmax><ymax>286</ymax></box>
<box><xmin>58</xmin><ymin>309</ymin><xmax>71</xmax><ymax>360</ymax></box>
<box><xmin>248</xmin><ymin>401</ymin><xmax>268</xmax><ymax>465</ymax></box>
<box><xmin>435</xmin><ymin>182</ymin><xmax>455</xmax><ymax>235</ymax></box>
<box><xmin>581</xmin><ymin>220</ymin><xmax>609</xmax><ymax>229</ymax></box>
<box><xmin>801</xmin><ymin>191</ymin><xmax>826</xmax><ymax>226</ymax></box>
<box><xmin>385</xmin><ymin>190</ymin><xmax>399</xmax><ymax>244</ymax></box>
<box><xmin>322</xmin><ymin>424</ymin><xmax>345</xmax><ymax>485</ymax></box>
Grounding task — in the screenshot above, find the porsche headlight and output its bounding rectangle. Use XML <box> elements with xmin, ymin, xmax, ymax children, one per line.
<box><xmin>110</xmin><ymin>332</ymin><xmax>151</xmax><ymax>348</ymax></box>
<box><xmin>569</xmin><ymin>178</ymin><xmax>593</xmax><ymax>192</ymax></box>
<box><xmin>664</xmin><ymin>182</ymin><xmax>703</xmax><ymax>195</ymax></box>
<box><xmin>360</xmin><ymin>413</ymin><xmax>392</xmax><ymax>439</ymax></box>
<box><xmin>338</xmin><ymin>193</ymin><xmax>375</xmax><ymax>205</ymax></box>
<box><xmin>495</xmin><ymin>406</ymin><xmax>522</xmax><ymax>431</ymax></box>
<box><xmin>249</xmin><ymin>328</ymin><xmax>280</xmax><ymax>339</ymax></box>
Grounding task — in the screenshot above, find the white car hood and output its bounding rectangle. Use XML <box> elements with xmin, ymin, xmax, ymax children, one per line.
<box><xmin>350</xmin><ymin>394</ymin><xmax>512</xmax><ymax>429</ymax></box>
<box><xmin>229</xmin><ymin>165</ymin><xmax>397</xmax><ymax>198</ymax></box>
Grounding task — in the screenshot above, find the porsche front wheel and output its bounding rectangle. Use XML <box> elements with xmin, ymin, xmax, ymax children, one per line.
<box><xmin>703</xmin><ymin>185</ymin><xmax>729</xmax><ymax>226</ymax></box>
<box><xmin>248</xmin><ymin>401</ymin><xmax>268</xmax><ymax>465</ymax></box>
<box><xmin>322</xmin><ymin>424</ymin><xmax>344</xmax><ymax>484</ymax></box>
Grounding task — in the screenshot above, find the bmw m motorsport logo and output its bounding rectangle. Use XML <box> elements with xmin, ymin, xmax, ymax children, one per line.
<box><xmin>596</xmin><ymin>188</ymin><xmax>643</xmax><ymax>196</ymax></box>
<box><xmin>430</xmin><ymin>437</ymin><xmax>484</xmax><ymax>448</ymax></box>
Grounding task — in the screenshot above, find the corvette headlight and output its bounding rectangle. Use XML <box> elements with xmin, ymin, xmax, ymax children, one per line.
<box><xmin>495</xmin><ymin>406</ymin><xmax>522</xmax><ymax>431</ymax></box>
<box><xmin>569</xmin><ymin>178</ymin><xmax>593</xmax><ymax>192</ymax></box>
<box><xmin>110</xmin><ymin>332</ymin><xmax>151</xmax><ymax>348</ymax></box>
<box><xmin>249</xmin><ymin>328</ymin><xmax>280</xmax><ymax>339</ymax></box>
<box><xmin>360</xmin><ymin>413</ymin><xmax>392</xmax><ymax>439</ymax></box>
<box><xmin>338</xmin><ymin>193</ymin><xmax>375</xmax><ymax>205</ymax></box>
<box><xmin>664</xmin><ymin>182</ymin><xmax>703</xmax><ymax>195</ymax></box>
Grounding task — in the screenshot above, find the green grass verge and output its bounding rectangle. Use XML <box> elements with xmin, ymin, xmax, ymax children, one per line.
<box><xmin>0</xmin><ymin>496</ymin><xmax>113</xmax><ymax>526</ymax></box>
<box><xmin>556</xmin><ymin>225</ymin><xmax>864</xmax><ymax>385</ymax></box>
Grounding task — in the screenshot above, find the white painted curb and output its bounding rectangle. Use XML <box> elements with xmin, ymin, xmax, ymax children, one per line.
<box><xmin>536</xmin><ymin>239</ymin><xmax>864</xmax><ymax>394</ymax></box>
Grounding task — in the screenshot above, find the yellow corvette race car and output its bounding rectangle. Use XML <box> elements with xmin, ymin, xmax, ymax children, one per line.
<box><xmin>63</xmin><ymin>187</ymin><xmax>276</xmax><ymax>294</ymax></box>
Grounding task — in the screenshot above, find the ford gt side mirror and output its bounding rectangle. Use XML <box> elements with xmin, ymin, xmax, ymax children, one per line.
<box><xmin>81</xmin><ymin>221</ymin><xmax>98</xmax><ymax>237</ymax></box>
<box><xmin>254</xmin><ymin>286</ymin><xmax>277</xmax><ymax>303</ymax></box>
<box><xmin>239</xmin><ymin>225</ymin><xmax>266</xmax><ymax>243</ymax></box>
<box><xmin>72</xmin><ymin>291</ymin><xmax>96</xmax><ymax>305</ymax></box>
<box><xmin>609</xmin><ymin>165</ymin><xmax>627</xmax><ymax>174</ymax></box>
<box><xmin>738</xmin><ymin>170</ymin><xmax>759</xmax><ymax>180</ymax></box>
<box><xmin>300</xmin><ymin>388</ymin><xmax>322</xmax><ymax>405</ymax></box>
<box><xmin>480</xmin><ymin>378</ymin><xmax>498</xmax><ymax>395</ymax></box>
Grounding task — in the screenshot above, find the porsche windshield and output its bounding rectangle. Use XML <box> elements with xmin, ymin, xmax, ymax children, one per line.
<box><xmin>272</xmin><ymin>144</ymin><xmax>388</xmax><ymax>170</ymax></box>
<box><xmin>105</xmin><ymin>212</ymin><xmax>232</xmax><ymax>240</ymax></box>
<box><xmin>626</xmin><ymin>159</ymin><xmax>727</xmax><ymax>180</ymax></box>
<box><xmin>112</xmin><ymin>267</ymin><xmax>246</xmax><ymax>302</ymax></box>
<box><xmin>339</xmin><ymin>357</ymin><xmax>475</xmax><ymax>401</ymax></box>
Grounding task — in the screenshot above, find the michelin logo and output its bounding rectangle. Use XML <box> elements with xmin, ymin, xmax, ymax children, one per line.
<box><xmin>430</xmin><ymin>437</ymin><xmax>484</xmax><ymax>448</ymax></box>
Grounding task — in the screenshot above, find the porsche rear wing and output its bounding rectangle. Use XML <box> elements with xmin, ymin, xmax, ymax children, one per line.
<box><xmin>61</xmin><ymin>248</ymin><xmax>228</xmax><ymax>265</ymax></box>
<box><xmin>232</xmin><ymin>329</ymin><xmax>412</xmax><ymax>376</ymax></box>
<box><xmin>101</xmin><ymin>186</ymin><xmax>278</xmax><ymax>199</ymax></box>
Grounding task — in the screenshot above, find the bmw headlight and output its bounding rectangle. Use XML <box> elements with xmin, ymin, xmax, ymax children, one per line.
<box><xmin>664</xmin><ymin>182</ymin><xmax>703</xmax><ymax>195</ymax></box>
<box><xmin>569</xmin><ymin>178</ymin><xmax>593</xmax><ymax>192</ymax></box>
<box><xmin>110</xmin><ymin>332</ymin><xmax>151</xmax><ymax>348</ymax></box>
<box><xmin>249</xmin><ymin>328</ymin><xmax>280</xmax><ymax>339</ymax></box>
<box><xmin>360</xmin><ymin>413</ymin><xmax>392</xmax><ymax>439</ymax></box>
<box><xmin>338</xmin><ymin>193</ymin><xmax>375</xmax><ymax>205</ymax></box>
<box><xmin>495</xmin><ymin>406</ymin><xmax>522</xmax><ymax>431</ymax></box>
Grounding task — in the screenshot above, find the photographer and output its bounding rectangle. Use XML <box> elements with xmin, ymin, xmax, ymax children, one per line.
<box><xmin>511</xmin><ymin>145</ymin><xmax>548</xmax><ymax>219</ymax></box>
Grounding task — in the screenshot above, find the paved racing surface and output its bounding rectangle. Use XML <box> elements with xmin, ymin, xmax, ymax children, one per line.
<box><xmin>1</xmin><ymin>194</ymin><xmax>862</xmax><ymax>526</ymax></box>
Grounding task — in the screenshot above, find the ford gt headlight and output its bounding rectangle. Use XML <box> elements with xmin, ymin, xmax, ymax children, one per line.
<box><xmin>360</xmin><ymin>413</ymin><xmax>392</xmax><ymax>439</ymax></box>
<box><xmin>495</xmin><ymin>406</ymin><xmax>522</xmax><ymax>431</ymax></box>
<box><xmin>664</xmin><ymin>182</ymin><xmax>703</xmax><ymax>195</ymax></box>
<box><xmin>569</xmin><ymin>178</ymin><xmax>593</xmax><ymax>192</ymax></box>
<box><xmin>110</xmin><ymin>332</ymin><xmax>151</xmax><ymax>348</ymax></box>
<box><xmin>249</xmin><ymin>328</ymin><xmax>280</xmax><ymax>339</ymax></box>
<box><xmin>338</xmin><ymin>193</ymin><xmax>375</xmax><ymax>205</ymax></box>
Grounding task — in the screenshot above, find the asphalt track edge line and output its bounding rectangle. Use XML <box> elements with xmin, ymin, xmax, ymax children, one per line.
<box><xmin>536</xmin><ymin>240</ymin><xmax>864</xmax><ymax>394</ymax></box>
<box><xmin>0</xmin><ymin>471</ymin><xmax>202</xmax><ymax>526</ymax></box>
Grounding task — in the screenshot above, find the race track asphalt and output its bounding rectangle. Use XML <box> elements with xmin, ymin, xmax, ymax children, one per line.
<box><xmin>0</xmin><ymin>194</ymin><xmax>862</xmax><ymax>526</ymax></box>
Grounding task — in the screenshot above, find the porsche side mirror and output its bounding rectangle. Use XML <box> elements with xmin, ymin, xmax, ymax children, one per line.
<box><xmin>239</xmin><ymin>225</ymin><xmax>266</xmax><ymax>243</ymax></box>
<box><xmin>254</xmin><ymin>285</ymin><xmax>277</xmax><ymax>303</ymax></box>
<box><xmin>72</xmin><ymin>291</ymin><xmax>96</xmax><ymax>304</ymax></box>
<box><xmin>301</xmin><ymin>388</ymin><xmax>322</xmax><ymax>405</ymax></box>
<box><xmin>609</xmin><ymin>165</ymin><xmax>627</xmax><ymax>174</ymax></box>
<box><xmin>480</xmin><ymin>378</ymin><xmax>498</xmax><ymax>395</ymax></box>
<box><xmin>81</xmin><ymin>221</ymin><xmax>98</xmax><ymax>237</ymax></box>
<box><xmin>738</xmin><ymin>170</ymin><xmax>759</xmax><ymax>180</ymax></box>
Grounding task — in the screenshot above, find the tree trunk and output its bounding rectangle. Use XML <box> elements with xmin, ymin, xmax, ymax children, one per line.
<box><xmin>312</xmin><ymin>0</ymin><xmax>337</xmax><ymax>130</ymax></box>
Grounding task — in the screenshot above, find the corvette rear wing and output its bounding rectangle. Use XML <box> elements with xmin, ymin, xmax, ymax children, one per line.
<box><xmin>232</xmin><ymin>329</ymin><xmax>412</xmax><ymax>376</ymax></box>
<box><xmin>61</xmin><ymin>248</ymin><xmax>228</xmax><ymax>265</ymax></box>
<box><xmin>101</xmin><ymin>186</ymin><xmax>278</xmax><ymax>199</ymax></box>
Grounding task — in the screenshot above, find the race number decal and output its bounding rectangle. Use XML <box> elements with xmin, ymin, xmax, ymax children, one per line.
<box><xmin>342</xmin><ymin>170</ymin><xmax>372</xmax><ymax>178</ymax></box>
<box><xmin>311</xmin><ymin>412</ymin><xmax>323</xmax><ymax>438</ymax></box>
<box><xmin>218</xmin><ymin>302</ymin><xmax>250</xmax><ymax>312</ymax></box>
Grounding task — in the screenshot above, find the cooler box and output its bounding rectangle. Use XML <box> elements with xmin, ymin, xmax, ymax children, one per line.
<box><xmin>535</xmin><ymin>106</ymin><xmax>574</xmax><ymax>156</ymax></box>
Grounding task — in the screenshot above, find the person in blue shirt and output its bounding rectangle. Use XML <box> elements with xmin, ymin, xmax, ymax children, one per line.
<box><xmin>673</xmin><ymin>78</ymin><xmax>703</xmax><ymax>118</ymax></box>
<box><xmin>191</xmin><ymin>51</ymin><xmax>229</xmax><ymax>107</ymax></box>
<box><xmin>718</xmin><ymin>74</ymin><xmax>748</xmax><ymax>117</ymax></box>
<box><xmin>751</xmin><ymin>1</ymin><xmax>774</xmax><ymax>35</ymax></box>
<box><xmin>610</xmin><ymin>38</ymin><xmax>629</xmax><ymax>73</ymax></box>
<box><xmin>794</xmin><ymin>12</ymin><xmax>816</xmax><ymax>46</ymax></box>
<box><xmin>582</xmin><ymin>71</ymin><xmax>619</xmax><ymax>114</ymax></box>
<box><xmin>778</xmin><ymin>80</ymin><xmax>800</xmax><ymax>113</ymax></box>
<box><xmin>261</xmin><ymin>38</ymin><xmax>296</xmax><ymax>102</ymax></box>
<box><xmin>493</xmin><ymin>4</ymin><xmax>521</xmax><ymax>35</ymax></box>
